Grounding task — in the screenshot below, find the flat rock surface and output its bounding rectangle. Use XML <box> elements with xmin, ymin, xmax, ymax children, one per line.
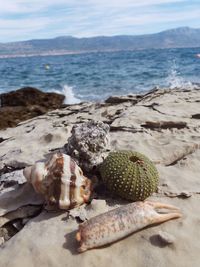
<box><xmin>0</xmin><ymin>88</ymin><xmax>200</xmax><ymax>267</ymax></box>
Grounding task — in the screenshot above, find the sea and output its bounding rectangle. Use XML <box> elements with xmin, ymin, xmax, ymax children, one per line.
<box><xmin>0</xmin><ymin>47</ymin><xmax>200</xmax><ymax>104</ymax></box>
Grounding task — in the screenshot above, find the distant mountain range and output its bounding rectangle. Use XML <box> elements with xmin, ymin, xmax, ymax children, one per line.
<box><xmin>0</xmin><ymin>27</ymin><xmax>200</xmax><ymax>58</ymax></box>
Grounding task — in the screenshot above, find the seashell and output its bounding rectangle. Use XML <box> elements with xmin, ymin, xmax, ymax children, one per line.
<box><xmin>99</xmin><ymin>151</ymin><xmax>159</xmax><ymax>201</ymax></box>
<box><xmin>23</xmin><ymin>153</ymin><xmax>92</xmax><ymax>210</ymax></box>
<box><xmin>76</xmin><ymin>201</ymin><xmax>182</xmax><ymax>252</ymax></box>
<box><xmin>66</xmin><ymin>120</ymin><xmax>110</xmax><ymax>173</ymax></box>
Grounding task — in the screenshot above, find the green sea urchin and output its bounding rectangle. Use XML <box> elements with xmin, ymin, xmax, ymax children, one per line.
<box><xmin>99</xmin><ymin>151</ymin><xmax>159</xmax><ymax>201</ymax></box>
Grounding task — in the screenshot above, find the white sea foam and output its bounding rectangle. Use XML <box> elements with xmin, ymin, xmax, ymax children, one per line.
<box><xmin>62</xmin><ymin>85</ymin><xmax>81</xmax><ymax>104</ymax></box>
<box><xmin>166</xmin><ymin>60</ymin><xmax>193</xmax><ymax>89</ymax></box>
<box><xmin>53</xmin><ymin>85</ymin><xmax>81</xmax><ymax>105</ymax></box>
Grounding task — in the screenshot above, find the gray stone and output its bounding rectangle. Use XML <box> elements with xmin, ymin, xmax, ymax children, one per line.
<box><xmin>0</xmin><ymin>170</ymin><xmax>26</xmax><ymax>189</ymax></box>
<box><xmin>66</xmin><ymin>120</ymin><xmax>110</xmax><ymax>173</ymax></box>
<box><xmin>0</xmin><ymin>183</ymin><xmax>44</xmax><ymax>216</ymax></box>
<box><xmin>158</xmin><ymin>231</ymin><xmax>176</xmax><ymax>245</ymax></box>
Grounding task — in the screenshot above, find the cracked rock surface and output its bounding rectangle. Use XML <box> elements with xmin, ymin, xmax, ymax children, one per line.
<box><xmin>0</xmin><ymin>87</ymin><xmax>200</xmax><ymax>267</ymax></box>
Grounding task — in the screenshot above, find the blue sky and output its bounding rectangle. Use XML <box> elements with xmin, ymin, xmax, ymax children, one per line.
<box><xmin>0</xmin><ymin>0</ymin><xmax>200</xmax><ymax>42</ymax></box>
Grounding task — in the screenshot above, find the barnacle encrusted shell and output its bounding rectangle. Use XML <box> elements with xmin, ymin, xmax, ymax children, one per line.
<box><xmin>99</xmin><ymin>151</ymin><xmax>159</xmax><ymax>201</ymax></box>
<box><xmin>65</xmin><ymin>120</ymin><xmax>110</xmax><ymax>173</ymax></box>
<box><xmin>23</xmin><ymin>153</ymin><xmax>92</xmax><ymax>210</ymax></box>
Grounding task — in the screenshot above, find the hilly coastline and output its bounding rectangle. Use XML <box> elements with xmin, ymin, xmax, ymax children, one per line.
<box><xmin>0</xmin><ymin>27</ymin><xmax>200</xmax><ymax>58</ymax></box>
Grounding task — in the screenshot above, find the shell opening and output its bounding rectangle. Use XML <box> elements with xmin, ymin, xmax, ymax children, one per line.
<box><xmin>129</xmin><ymin>156</ymin><xmax>140</xmax><ymax>163</ymax></box>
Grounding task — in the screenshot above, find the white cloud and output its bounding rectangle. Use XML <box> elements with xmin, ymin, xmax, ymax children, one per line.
<box><xmin>0</xmin><ymin>0</ymin><xmax>186</xmax><ymax>14</ymax></box>
<box><xmin>110</xmin><ymin>9</ymin><xmax>200</xmax><ymax>27</ymax></box>
<box><xmin>0</xmin><ymin>18</ymin><xmax>51</xmax><ymax>30</ymax></box>
<box><xmin>0</xmin><ymin>0</ymin><xmax>199</xmax><ymax>42</ymax></box>
<box><xmin>85</xmin><ymin>0</ymin><xmax>186</xmax><ymax>7</ymax></box>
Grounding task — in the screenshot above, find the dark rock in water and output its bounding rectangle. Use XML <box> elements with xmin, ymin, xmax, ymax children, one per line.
<box><xmin>0</xmin><ymin>87</ymin><xmax>65</xmax><ymax>130</ymax></box>
<box><xmin>1</xmin><ymin>87</ymin><xmax>64</xmax><ymax>108</ymax></box>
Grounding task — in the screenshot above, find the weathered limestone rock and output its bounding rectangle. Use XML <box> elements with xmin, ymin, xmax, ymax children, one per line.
<box><xmin>0</xmin><ymin>88</ymin><xmax>200</xmax><ymax>267</ymax></box>
<box><xmin>0</xmin><ymin>170</ymin><xmax>26</xmax><ymax>189</ymax></box>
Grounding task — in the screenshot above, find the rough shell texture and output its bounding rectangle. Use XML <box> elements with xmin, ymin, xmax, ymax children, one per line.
<box><xmin>66</xmin><ymin>120</ymin><xmax>110</xmax><ymax>173</ymax></box>
<box><xmin>23</xmin><ymin>153</ymin><xmax>92</xmax><ymax>210</ymax></box>
<box><xmin>99</xmin><ymin>151</ymin><xmax>159</xmax><ymax>201</ymax></box>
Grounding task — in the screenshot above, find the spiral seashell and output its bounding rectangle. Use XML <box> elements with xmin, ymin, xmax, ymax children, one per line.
<box><xmin>23</xmin><ymin>153</ymin><xmax>92</xmax><ymax>210</ymax></box>
<box><xmin>99</xmin><ymin>150</ymin><xmax>159</xmax><ymax>201</ymax></box>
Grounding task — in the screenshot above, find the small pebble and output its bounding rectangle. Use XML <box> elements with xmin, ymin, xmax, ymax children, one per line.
<box><xmin>158</xmin><ymin>231</ymin><xmax>175</xmax><ymax>245</ymax></box>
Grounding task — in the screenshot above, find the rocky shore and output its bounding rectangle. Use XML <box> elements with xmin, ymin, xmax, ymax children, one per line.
<box><xmin>0</xmin><ymin>87</ymin><xmax>64</xmax><ymax>130</ymax></box>
<box><xmin>0</xmin><ymin>87</ymin><xmax>200</xmax><ymax>267</ymax></box>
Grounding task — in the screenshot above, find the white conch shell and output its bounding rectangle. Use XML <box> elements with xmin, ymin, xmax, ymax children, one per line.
<box><xmin>23</xmin><ymin>153</ymin><xmax>92</xmax><ymax>210</ymax></box>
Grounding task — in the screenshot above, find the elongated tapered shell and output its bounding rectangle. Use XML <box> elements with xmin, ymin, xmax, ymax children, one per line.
<box><xmin>76</xmin><ymin>201</ymin><xmax>181</xmax><ymax>252</ymax></box>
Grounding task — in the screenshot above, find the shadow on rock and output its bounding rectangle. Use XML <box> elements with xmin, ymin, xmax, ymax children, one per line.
<box><xmin>63</xmin><ymin>229</ymin><xmax>80</xmax><ymax>255</ymax></box>
<box><xmin>149</xmin><ymin>234</ymin><xmax>173</xmax><ymax>248</ymax></box>
<box><xmin>31</xmin><ymin>209</ymin><xmax>66</xmax><ymax>223</ymax></box>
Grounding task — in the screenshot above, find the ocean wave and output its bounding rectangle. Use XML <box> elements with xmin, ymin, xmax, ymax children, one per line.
<box><xmin>166</xmin><ymin>60</ymin><xmax>193</xmax><ymax>90</ymax></box>
<box><xmin>51</xmin><ymin>85</ymin><xmax>81</xmax><ymax>105</ymax></box>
